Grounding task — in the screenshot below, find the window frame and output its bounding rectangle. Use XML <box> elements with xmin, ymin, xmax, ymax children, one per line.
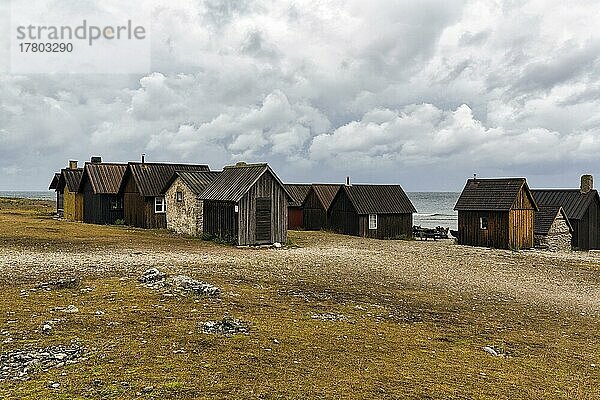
<box><xmin>110</xmin><ymin>196</ymin><xmax>123</xmax><ymax>211</ymax></box>
<box><xmin>155</xmin><ymin>196</ymin><xmax>166</xmax><ymax>214</ymax></box>
<box><xmin>480</xmin><ymin>216</ymin><xmax>489</xmax><ymax>230</ymax></box>
<box><xmin>176</xmin><ymin>191</ymin><xmax>183</xmax><ymax>202</ymax></box>
<box><xmin>368</xmin><ymin>214</ymin><xmax>378</xmax><ymax>230</ymax></box>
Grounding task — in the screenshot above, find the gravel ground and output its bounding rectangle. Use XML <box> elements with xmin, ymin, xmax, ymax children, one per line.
<box><xmin>1</xmin><ymin>234</ymin><xmax>598</xmax><ymax>316</ymax></box>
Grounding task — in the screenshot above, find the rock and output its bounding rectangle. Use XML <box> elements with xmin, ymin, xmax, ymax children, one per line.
<box><xmin>139</xmin><ymin>268</ymin><xmax>166</xmax><ymax>284</ymax></box>
<box><xmin>37</xmin><ymin>278</ymin><xmax>79</xmax><ymax>291</ymax></box>
<box><xmin>0</xmin><ymin>345</ymin><xmax>85</xmax><ymax>382</ymax></box>
<box><xmin>41</xmin><ymin>324</ymin><xmax>52</xmax><ymax>334</ymax></box>
<box><xmin>201</xmin><ymin>316</ymin><xmax>250</xmax><ymax>336</ymax></box>
<box><xmin>48</xmin><ymin>381</ymin><xmax>60</xmax><ymax>389</ymax></box>
<box><xmin>273</xmin><ymin>242</ymin><xmax>282</xmax><ymax>249</ymax></box>
<box><xmin>170</xmin><ymin>275</ymin><xmax>220</xmax><ymax>296</ymax></box>
<box><xmin>61</xmin><ymin>305</ymin><xmax>79</xmax><ymax>314</ymax></box>
<box><xmin>482</xmin><ymin>346</ymin><xmax>499</xmax><ymax>357</ymax></box>
<box><xmin>142</xmin><ymin>386</ymin><xmax>154</xmax><ymax>393</ymax></box>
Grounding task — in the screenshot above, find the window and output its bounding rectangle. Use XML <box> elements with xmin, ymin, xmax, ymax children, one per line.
<box><xmin>176</xmin><ymin>191</ymin><xmax>183</xmax><ymax>202</ymax></box>
<box><xmin>110</xmin><ymin>197</ymin><xmax>123</xmax><ymax>210</ymax></box>
<box><xmin>155</xmin><ymin>196</ymin><xmax>166</xmax><ymax>214</ymax></box>
<box><xmin>480</xmin><ymin>216</ymin><xmax>488</xmax><ymax>230</ymax></box>
<box><xmin>369</xmin><ymin>214</ymin><xmax>378</xmax><ymax>230</ymax></box>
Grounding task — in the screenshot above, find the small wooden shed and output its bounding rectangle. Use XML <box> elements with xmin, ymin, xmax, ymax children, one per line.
<box><xmin>78</xmin><ymin>159</ymin><xmax>128</xmax><ymax>225</ymax></box>
<box><xmin>303</xmin><ymin>184</ymin><xmax>341</xmax><ymax>230</ymax></box>
<box><xmin>119</xmin><ymin>162</ymin><xmax>210</xmax><ymax>229</ymax></box>
<box><xmin>48</xmin><ymin>173</ymin><xmax>62</xmax><ymax>216</ymax></box>
<box><xmin>532</xmin><ymin>175</ymin><xmax>600</xmax><ymax>250</ymax></box>
<box><xmin>163</xmin><ymin>170</ymin><xmax>222</xmax><ymax>236</ymax></box>
<box><xmin>57</xmin><ymin>167</ymin><xmax>84</xmax><ymax>221</ymax></box>
<box><xmin>454</xmin><ymin>178</ymin><xmax>538</xmax><ymax>250</ymax></box>
<box><xmin>534</xmin><ymin>205</ymin><xmax>573</xmax><ymax>251</ymax></box>
<box><xmin>200</xmin><ymin>163</ymin><xmax>292</xmax><ymax>245</ymax></box>
<box><xmin>284</xmin><ymin>184</ymin><xmax>311</xmax><ymax>230</ymax></box>
<box><xmin>328</xmin><ymin>184</ymin><xmax>416</xmax><ymax>239</ymax></box>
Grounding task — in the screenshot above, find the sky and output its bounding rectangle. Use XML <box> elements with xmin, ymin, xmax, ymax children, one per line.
<box><xmin>1</xmin><ymin>0</ymin><xmax>599</xmax><ymax>191</ymax></box>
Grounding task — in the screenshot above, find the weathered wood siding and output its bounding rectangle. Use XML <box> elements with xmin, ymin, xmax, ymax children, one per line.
<box><xmin>63</xmin><ymin>186</ymin><xmax>83</xmax><ymax>221</ymax></box>
<box><xmin>122</xmin><ymin>175</ymin><xmax>167</xmax><ymax>229</ymax></box>
<box><xmin>165</xmin><ymin>177</ymin><xmax>202</xmax><ymax>236</ymax></box>
<box><xmin>358</xmin><ymin>213</ymin><xmax>412</xmax><ymax>239</ymax></box>
<box><xmin>328</xmin><ymin>191</ymin><xmax>359</xmax><ymax>236</ymax></box>
<box><xmin>577</xmin><ymin>198</ymin><xmax>600</xmax><ymax>250</ymax></box>
<box><xmin>237</xmin><ymin>172</ymin><xmax>288</xmax><ymax>245</ymax></box>
<box><xmin>303</xmin><ymin>190</ymin><xmax>327</xmax><ymax>230</ymax></box>
<box><xmin>508</xmin><ymin>209</ymin><xmax>534</xmax><ymax>249</ymax></box>
<box><xmin>288</xmin><ymin>207</ymin><xmax>303</xmax><ymax>230</ymax></box>
<box><xmin>57</xmin><ymin>191</ymin><xmax>64</xmax><ymax>215</ymax></box>
<box><xmin>203</xmin><ymin>201</ymin><xmax>237</xmax><ymax>243</ymax></box>
<box><xmin>82</xmin><ymin>180</ymin><xmax>123</xmax><ymax>224</ymax></box>
<box><xmin>458</xmin><ymin>211</ymin><xmax>509</xmax><ymax>248</ymax></box>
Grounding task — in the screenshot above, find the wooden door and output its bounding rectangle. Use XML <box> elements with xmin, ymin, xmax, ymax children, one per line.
<box><xmin>256</xmin><ymin>197</ymin><xmax>272</xmax><ymax>243</ymax></box>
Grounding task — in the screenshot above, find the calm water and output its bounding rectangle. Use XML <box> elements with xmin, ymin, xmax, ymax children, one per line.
<box><xmin>1</xmin><ymin>191</ymin><xmax>459</xmax><ymax>229</ymax></box>
<box><xmin>0</xmin><ymin>191</ymin><xmax>55</xmax><ymax>200</ymax></box>
<box><xmin>407</xmin><ymin>192</ymin><xmax>459</xmax><ymax>230</ymax></box>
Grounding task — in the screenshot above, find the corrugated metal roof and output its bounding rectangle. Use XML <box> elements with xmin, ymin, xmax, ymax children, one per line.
<box><xmin>57</xmin><ymin>169</ymin><xmax>83</xmax><ymax>192</ymax></box>
<box><xmin>454</xmin><ymin>178</ymin><xmax>536</xmax><ymax>211</ymax></box>
<box><xmin>532</xmin><ymin>189</ymin><xmax>600</xmax><ymax>220</ymax></box>
<box><xmin>284</xmin><ymin>184</ymin><xmax>312</xmax><ymax>207</ymax></box>
<box><xmin>200</xmin><ymin>163</ymin><xmax>292</xmax><ymax>202</ymax></box>
<box><xmin>534</xmin><ymin>205</ymin><xmax>572</xmax><ymax>235</ymax></box>
<box><xmin>165</xmin><ymin>171</ymin><xmax>222</xmax><ymax>195</ymax></box>
<box><xmin>341</xmin><ymin>184</ymin><xmax>417</xmax><ymax>214</ymax></box>
<box><xmin>127</xmin><ymin>162</ymin><xmax>210</xmax><ymax>197</ymax></box>
<box><xmin>49</xmin><ymin>173</ymin><xmax>60</xmax><ymax>190</ymax></box>
<box><xmin>312</xmin><ymin>184</ymin><xmax>342</xmax><ymax>210</ymax></box>
<box><xmin>82</xmin><ymin>163</ymin><xmax>128</xmax><ymax>195</ymax></box>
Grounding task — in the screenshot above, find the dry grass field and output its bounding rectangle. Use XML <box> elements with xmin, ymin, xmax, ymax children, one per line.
<box><xmin>0</xmin><ymin>197</ymin><xmax>598</xmax><ymax>399</ymax></box>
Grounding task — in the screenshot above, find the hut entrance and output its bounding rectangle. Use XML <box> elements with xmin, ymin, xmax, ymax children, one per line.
<box><xmin>256</xmin><ymin>197</ymin><xmax>272</xmax><ymax>243</ymax></box>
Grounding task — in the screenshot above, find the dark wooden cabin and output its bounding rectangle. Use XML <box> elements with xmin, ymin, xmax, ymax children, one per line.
<box><xmin>454</xmin><ymin>178</ymin><xmax>538</xmax><ymax>250</ymax></box>
<box><xmin>48</xmin><ymin>173</ymin><xmax>62</xmax><ymax>216</ymax></box>
<box><xmin>119</xmin><ymin>162</ymin><xmax>210</xmax><ymax>229</ymax></box>
<box><xmin>303</xmin><ymin>184</ymin><xmax>341</xmax><ymax>230</ymax></box>
<box><xmin>328</xmin><ymin>184</ymin><xmax>416</xmax><ymax>239</ymax></box>
<box><xmin>532</xmin><ymin>175</ymin><xmax>600</xmax><ymax>250</ymax></box>
<box><xmin>200</xmin><ymin>163</ymin><xmax>292</xmax><ymax>245</ymax></box>
<box><xmin>77</xmin><ymin>159</ymin><xmax>127</xmax><ymax>225</ymax></box>
<box><xmin>284</xmin><ymin>184</ymin><xmax>311</xmax><ymax>230</ymax></box>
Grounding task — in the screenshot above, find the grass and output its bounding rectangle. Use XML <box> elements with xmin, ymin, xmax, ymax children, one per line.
<box><xmin>0</xmin><ymin>198</ymin><xmax>598</xmax><ymax>399</ymax></box>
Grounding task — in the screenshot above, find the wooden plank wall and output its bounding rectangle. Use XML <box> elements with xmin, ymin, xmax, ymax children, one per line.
<box><xmin>82</xmin><ymin>180</ymin><xmax>123</xmax><ymax>224</ymax></box>
<box><xmin>203</xmin><ymin>201</ymin><xmax>237</xmax><ymax>243</ymax></box>
<box><xmin>508</xmin><ymin>209</ymin><xmax>534</xmax><ymax>249</ymax></box>
<box><xmin>288</xmin><ymin>207</ymin><xmax>303</xmax><ymax>230</ymax></box>
<box><xmin>328</xmin><ymin>191</ymin><xmax>359</xmax><ymax>236</ymax></box>
<box><xmin>458</xmin><ymin>211</ymin><xmax>509</xmax><ymax>249</ymax></box>
<box><xmin>63</xmin><ymin>188</ymin><xmax>83</xmax><ymax>221</ymax></box>
<box><xmin>578</xmin><ymin>199</ymin><xmax>600</xmax><ymax>250</ymax></box>
<box><xmin>358</xmin><ymin>213</ymin><xmax>412</xmax><ymax>239</ymax></box>
<box><xmin>303</xmin><ymin>190</ymin><xmax>327</xmax><ymax>230</ymax></box>
<box><xmin>237</xmin><ymin>172</ymin><xmax>288</xmax><ymax>245</ymax></box>
<box><xmin>122</xmin><ymin>176</ymin><xmax>167</xmax><ymax>229</ymax></box>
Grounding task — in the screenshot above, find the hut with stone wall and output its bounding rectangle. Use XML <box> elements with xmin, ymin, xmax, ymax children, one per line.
<box><xmin>163</xmin><ymin>170</ymin><xmax>221</xmax><ymax>236</ymax></box>
<box><xmin>534</xmin><ymin>205</ymin><xmax>572</xmax><ymax>251</ymax></box>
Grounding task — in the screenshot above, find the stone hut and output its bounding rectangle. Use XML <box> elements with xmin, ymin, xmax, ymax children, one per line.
<box><xmin>163</xmin><ymin>171</ymin><xmax>221</xmax><ymax>236</ymax></box>
<box><xmin>534</xmin><ymin>205</ymin><xmax>573</xmax><ymax>251</ymax></box>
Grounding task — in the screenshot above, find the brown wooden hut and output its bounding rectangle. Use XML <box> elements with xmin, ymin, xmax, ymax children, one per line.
<box><xmin>284</xmin><ymin>184</ymin><xmax>311</xmax><ymax>230</ymax></box>
<box><xmin>454</xmin><ymin>178</ymin><xmax>538</xmax><ymax>250</ymax></box>
<box><xmin>199</xmin><ymin>162</ymin><xmax>292</xmax><ymax>245</ymax></box>
<box><xmin>119</xmin><ymin>161</ymin><xmax>210</xmax><ymax>229</ymax></box>
<box><xmin>78</xmin><ymin>158</ymin><xmax>127</xmax><ymax>225</ymax></box>
<box><xmin>534</xmin><ymin>205</ymin><xmax>572</xmax><ymax>251</ymax></box>
<box><xmin>303</xmin><ymin>184</ymin><xmax>342</xmax><ymax>230</ymax></box>
<box><xmin>48</xmin><ymin>172</ymin><xmax>62</xmax><ymax>216</ymax></box>
<box><xmin>57</xmin><ymin>165</ymin><xmax>84</xmax><ymax>221</ymax></box>
<box><xmin>328</xmin><ymin>184</ymin><xmax>416</xmax><ymax>239</ymax></box>
<box><xmin>162</xmin><ymin>170</ymin><xmax>222</xmax><ymax>236</ymax></box>
<box><xmin>532</xmin><ymin>175</ymin><xmax>600</xmax><ymax>250</ymax></box>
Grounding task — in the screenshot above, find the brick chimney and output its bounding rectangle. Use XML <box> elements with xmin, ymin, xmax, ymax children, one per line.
<box><xmin>68</xmin><ymin>160</ymin><xmax>78</xmax><ymax>169</ymax></box>
<box><xmin>346</xmin><ymin>176</ymin><xmax>351</xmax><ymax>186</ymax></box>
<box><xmin>580</xmin><ymin>174</ymin><xmax>593</xmax><ymax>194</ymax></box>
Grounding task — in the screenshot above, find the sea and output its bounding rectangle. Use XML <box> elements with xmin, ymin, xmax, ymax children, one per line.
<box><xmin>0</xmin><ymin>191</ymin><xmax>460</xmax><ymax>230</ymax></box>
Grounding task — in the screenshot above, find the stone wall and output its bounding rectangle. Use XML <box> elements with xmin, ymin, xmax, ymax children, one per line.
<box><xmin>165</xmin><ymin>177</ymin><xmax>202</xmax><ymax>236</ymax></box>
<box><xmin>535</xmin><ymin>214</ymin><xmax>572</xmax><ymax>251</ymax></box>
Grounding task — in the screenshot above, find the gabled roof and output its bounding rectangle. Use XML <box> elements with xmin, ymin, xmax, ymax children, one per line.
<box><xmin>284</xmin><ymin>184</ymin><xmax>312</xmax><ymax>207</ymax></box>
<box><xmin>454</xmin><ymin>178</ymin><xmax>538</xmax><ymax>211</ymax></box>
<box><xmin>162</xmin><ymin>170</ymin><xmax>222</xmax><ymax>195</ymax></box>
<box><xmin>532</xmin><ymin>189</ymin><xmax>600</xmax><ymax>220</ymax></box>
<box><xmin>200</xmin><ymin>163</ymin><xmax>293</xmax><ymax>202</ymax></box>
<box><xmin>122</xmin><ymin>162</ymin><xmax>210</xmax><ymax>197</ymax></box>
<box><xmin>309</xmin><ymin>184</ymin><xmax>342</xmax><ymax>210</ymax></box>
<box><xmin>337</xmin><ymin>184</ymin><xmax>417</xmax><ymax>214</ymax></box>
<box><xmin>79</xmin><ymin>163</ymin><xmax>128</xmax><ymax>195</ymax></box>
<box><xmin>49</xmin><ymin>173</ymin><xmax>60</xmax><ymax>190</ymax></box>
<box><xmin>57</xmin><ymin>168</ymin><xmax>84</xmax><ymax>192</ymax></box>
<box><xmin>534</xmin><ymin>205</ymin><xmax>573</xmax><ymax>236</ymax></box>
